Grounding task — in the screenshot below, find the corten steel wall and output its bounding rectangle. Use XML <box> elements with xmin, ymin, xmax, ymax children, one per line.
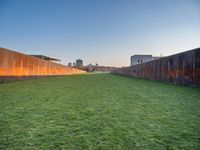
<box><xmin>0</xmin><ymin>47</ymin><xmax>85</xmax><ymax>80</ymax></box>
<box><xmin>112</xmin><ymin>48</ymin><xmax>200</xmax><ymax>87</ymax></box>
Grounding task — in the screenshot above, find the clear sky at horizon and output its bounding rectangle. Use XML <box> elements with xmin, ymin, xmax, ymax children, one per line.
<box><xmin>1</xmin><ymin>0</ymin><xmax>200</xmax><ymax>67</ymax></box>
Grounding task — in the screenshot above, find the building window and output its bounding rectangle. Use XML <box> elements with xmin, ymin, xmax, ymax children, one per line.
<box><xmin>138</xmin><ymin>60</ymin><xmax>140</xmax><ymax>63</ymax></box>
<box><xmin>141</xmin><ymin>59</ymin><xmax>143</xmax><ymax>63</ymax></box>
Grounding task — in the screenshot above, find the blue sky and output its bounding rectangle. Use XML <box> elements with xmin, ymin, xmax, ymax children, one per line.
<box><xmin>1</xmin><ymin>0</ymin><xmax>200</xmax><ymax>66</ymax></box>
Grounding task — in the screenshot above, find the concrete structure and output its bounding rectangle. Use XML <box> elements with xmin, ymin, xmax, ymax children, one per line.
<box><xmin>131</xmin><ymin>55</ymin><xmax>160</xmax><ymax>66</ymax></box>
<box><xmin>76</xmin><ymin>59</ymin><xmax>83</xmax><ymax>67</ymax></box>
<box><xmin>112</xmin><ymin>48</ymin><xmax>200</xmax><ymax>87</ymax></box>
<box><xmin>30</xmin><ymin>55</ymin><xmax>61</xmax><ymax>62</ymax></box>
<box><xmin>0</xmin><ymin>47</ymin><xmax>85</xmax><ymax>80</ymax></box>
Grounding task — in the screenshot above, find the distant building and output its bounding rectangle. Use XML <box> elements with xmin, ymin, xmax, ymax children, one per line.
<box><xmin>85</xmin><ymin>63</ymin><xmax>95</xmax><ymax>72</ymax></box>
<box><xmin>130</xmin><ymin>55</ymin><xmax>160</xmax><ymax>66</ymax></box>
<box><xmin>85</xmin><ymin>63</ymin><xmax>118</xmax><ymax>72</ymax></box>
<box><xmin>76</xmin><ymin>59</ymin><xmax>83</xmax><ymax>67</ymax></box>
<box><xmin>86</xmin><ymin>63</ymin><xmax>95</xmax><ymax>67</ymax></box>
<box><xmin>68</xmin><ymin>62</ymin><xmax>72</xmax><ymax>67</ymax></box>
<box><xmin>95</xmin><ymin>62</ymin><xmax>98</xmax><ymax>66</ymax></box>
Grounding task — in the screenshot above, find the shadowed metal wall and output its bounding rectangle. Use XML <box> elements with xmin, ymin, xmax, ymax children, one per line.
<box><xmin>0</xmin><ymin>47</ymin><xmax>85</xmax><ymax>80</ymax></box>
<box><xmin>112</xmin><ymin>48</ymin><xmax>200</xmax><ymax>87</ymax></box>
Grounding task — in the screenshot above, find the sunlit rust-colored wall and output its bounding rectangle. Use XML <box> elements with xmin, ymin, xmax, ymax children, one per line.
<box><xmin>0</xmin><ymin>47</ymin><xmax>85</xmax><ymax>78</ymax></box>
<box><xmin>112</xmin><ymin>48</ymin><xmax>200</xmax><ymax>87</ymax></box>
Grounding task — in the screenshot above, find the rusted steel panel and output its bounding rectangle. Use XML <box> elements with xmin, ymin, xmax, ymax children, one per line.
<box><xmin>112</xmin><ymin>48</ymin><xmax>200</xmax><ymax>87</ymax></box>
<box><xmin>176</xmin><ymin>53</ymin><xmax>184</xmax><ymax>84</ymax></box>
<box><xmin>195</xmin><ymin>49</ymin><xmax>200</xmax><ymax>87</ymax></box>
<box><xmin>0</xmin><ymin>47</ymin><xmax>85</xmax><ymax>80</ymax></box>
<box><xmin>182</xmin><ymin>50</ymin><xmax>194</xmax><ymax>86</ymax></box>
<box><xmin>161</xmin><ymin>57</ymin><xmax>168</xmax><ymax>82</ymax></box>
<box><xmin>168</xmin><ymin>55</ymin><xmax>175</xmax><ymax>83</ymax></box>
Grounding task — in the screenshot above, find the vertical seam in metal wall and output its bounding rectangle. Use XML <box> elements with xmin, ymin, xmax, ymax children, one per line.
<box><xmin>193</xmin><ymin>50</ymin><xmax>196</xmax><ymax>87</ymax></box>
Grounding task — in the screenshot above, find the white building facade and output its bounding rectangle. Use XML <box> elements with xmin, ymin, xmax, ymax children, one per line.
<box><xmin>131</xmin><ymin>55</ymin><xmax>160</xmax><ymax>66</ymax></box>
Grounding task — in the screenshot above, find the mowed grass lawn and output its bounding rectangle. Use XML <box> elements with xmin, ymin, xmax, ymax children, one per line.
<box><xmin>0</xmin><ymin>74</ymin><xmax>200</xmax><ymax>150</ymax></box>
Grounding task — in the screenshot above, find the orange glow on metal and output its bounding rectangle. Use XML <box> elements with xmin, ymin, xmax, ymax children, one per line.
<box><xmin>0</xmin><ymin>47</ymin><xmax>85</xmax><ymax>76</ymax></box>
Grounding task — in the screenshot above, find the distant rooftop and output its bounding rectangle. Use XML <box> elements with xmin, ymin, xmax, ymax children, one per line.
<box><xmin>30</xmin><ymin>55</ymin><xmax>60</xmax><ymax>61</ymax></box>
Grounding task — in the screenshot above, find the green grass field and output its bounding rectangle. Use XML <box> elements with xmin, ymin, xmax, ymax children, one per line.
<box><xmin>0</xmin><ymin>74</ymin><xmax>200</xmax><ymax>150</ymax></box>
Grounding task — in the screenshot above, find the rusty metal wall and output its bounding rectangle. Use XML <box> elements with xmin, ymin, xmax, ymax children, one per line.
<box><xmin>0</xmin><ymin>47</ymin><xmax>85</xmax><ymax>80</ymax></box>
<box><xmin>112</xmin><ymin>48</ymin><xmax>200</xmax><ymax>87</ymax></box>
